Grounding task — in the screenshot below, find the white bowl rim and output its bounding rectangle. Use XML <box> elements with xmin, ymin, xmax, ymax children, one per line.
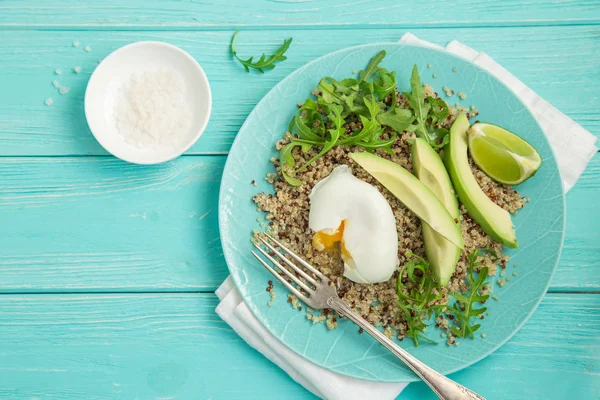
<box><xmin>84</xmin><ymin>41</ymin><xmax>212</xmax><ymax>165</ymax></box>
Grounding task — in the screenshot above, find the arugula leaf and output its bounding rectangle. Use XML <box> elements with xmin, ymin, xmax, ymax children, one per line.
<box><xmin>356</xmin><ymin>133</ymin><xmax>397</xmax><ymax>154</ymax></box>
<box><xmin>359</xmin><ymin>50</ymin><xmax>386</xmax><ymax>82</ymax></box>
<box><xmin>318</xmin><ymin>78</ymin><xmax>344</xmax><ymax>105</ymax></box>
<box><xmin>319</xmin><ymin>77</ymin><xmax>369</xmax><ymax>117</ymax></box>
<box><xmin>429</xmin><ymin>128</ymin><xmax>450</xmax><ymax>149</ymax></box>
<box><xmin>296</xmin><ymin>104</ymin><xmax>345</xmax><ymax>172</ymax></box>
<box><xmin>429</xmin><ymin>97</ymin><xmax>449</xmax><ymax>127</ymax></box>
<box><xmin>288</xmin><ymin>99</ymin><xmax>328</xmax><ymax>142</ymax></box>
<box><xmin>290</xmin><ymin>115</ymin><xmax>325</xmax><ymax>142</ymax></box>
<box><xmin>396</xmin><ymin>252</ymin><xmax>444</xmax><ymax>346</ymax></box>
<box><xmin>279</xmin><ymin>143</ymin><xmax>302</xmax><ymax>186</ymax></box>
<box><xmin>450</xmin><ymin>249</ymin><xmax>491</xmax><ymax>339</ymax></box>
<box><xmin>338</xmin><ymin>116</ymin><xmax>379</xmax><ymax>145</ymax></box>
<box><xmin>377</xmin><ymin>107</ymin><xmax>414</xmax><ymax>132</ymax></box>
<box><xmin>338</xmin><ymin>97</ymin><xmax>382</xmax><ymax>146</ymax></box>
<box><xmin>372</xmin><ymin>68</ymin><xmax>397</xmax><ymax>99</ymax></box>
<box><xmin>363</xmin><ymin>95</ymin><xmax>381</xmax><ymax>119</ymax></box>
<box><xmin>403</xmin><ymin>65</ymin><xmax>452</xmax><ymax>148</ymax></box>
<box><xmin>231</xmin><ymin>31</ymin><xmax>292</xmax><ymax>73</ymax></box>
<box><xmin>404</xmin><ymin>65</ymin><xmax>430</xmax><ymax>140</ymax></box>
<box><xmin>330</xmin><ymin>77</ymin><xmax>359</xmax><ymax>94</ymax></box>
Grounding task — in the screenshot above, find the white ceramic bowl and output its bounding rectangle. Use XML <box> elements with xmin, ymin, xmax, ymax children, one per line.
<box><xmin>85</xmin><ymin>41</ymin><xmax>212</xmax><ymax>164</ymax></box>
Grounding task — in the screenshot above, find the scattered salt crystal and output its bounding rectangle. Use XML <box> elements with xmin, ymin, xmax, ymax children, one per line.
<box><xmin>44</xmin><ymin>98</ymin><xmax>53</xmax><ymax>106</ymax></box>
<box><xmin>59</xmin><ymin>86</ymin><xmax>70</xmax><ymax>95</ymax></box>
<box><xmin>112</xmin><ymin>68</ymin><xmax>192</xmax><ymax>149</ymax></box>
<box><xmin>55</xmin><ymin>68</ymin><xmax>62</xmax><ymax>75</ymax></box>
<box><xmin>74</xmin><ymin>66</ymin><xmax>82</xmax><ymax>74</ymax></box>
<box><xmin>84</xmin><ymin>46</ymin><xmax>92</xmax><ymax>52</ymax></box>
<box><xmin>52</xmin><ymin>80</ymin><xmax>60</xmax><ymax>88</ymax></box>
<box><xmin>73</xmin><ymin>41</ymin><xmax>80</xmax><ymax>47</ymax></box>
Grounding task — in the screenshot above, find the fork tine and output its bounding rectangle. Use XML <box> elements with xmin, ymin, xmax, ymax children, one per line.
<box><xmin>258</xmin><ymin>236</ymin><xmax>318</xmax><ymax>286</ymax></box>
<box><xmin>253</xmin><ymin>244</ymin><xmax>314</xmax><ymax>294</ymax></box>
<box><xmin>251</xmin><ymin>250</ymin><xmax>311</xmax><ymax>305</ymax></box>
<box><xmin>264</xmin><ymin>233</ymin><xmax>328</xmax><ymax>281</ymax></box>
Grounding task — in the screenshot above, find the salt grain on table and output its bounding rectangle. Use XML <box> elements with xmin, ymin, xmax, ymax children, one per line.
<box><xmin>113</xmin><ymin>69</ymin><xmax>192</xmax><ymax>149</ymax></box>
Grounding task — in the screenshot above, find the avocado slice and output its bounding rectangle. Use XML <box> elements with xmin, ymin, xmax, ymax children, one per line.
<box><xmin>412</xmin><ymin>138</ymin><xmax>461</xmax><ymax>285</ymax></box>
<box><xmin>350</xmin><ymin>152</ymin><xmax>464</xmax><ymax>249</ymax></box>
<box><xmin>444</xmin><ymin>114</ymin><xmax>518</xmax><ymax>248</ymax></box>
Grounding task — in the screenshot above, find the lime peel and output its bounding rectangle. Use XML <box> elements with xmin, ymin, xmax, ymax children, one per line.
<box><xmin>468</xmin><ymin>123</ymin><xmax>541</xmax><ymax>185</ymax></box>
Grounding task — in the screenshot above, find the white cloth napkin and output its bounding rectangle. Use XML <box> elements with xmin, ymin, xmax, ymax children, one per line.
<box><xmin>216</xmin><ymin>34</ymin><xmax>598</xmax><ymax>400</ymax></box>
<box><xmin>215</xmin><ymin>277</ymin><xmax>408</xmax><ymax>399</ymax></box>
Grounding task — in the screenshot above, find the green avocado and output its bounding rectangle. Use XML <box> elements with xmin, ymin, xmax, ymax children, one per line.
<box><xmin>444</xmin><ymin>114</ymin><xmax>518</xmax><ymax>248</ymax></box>
<box><xmin>350</xmin><ymin>152</ymin><xmax>464</xmax><ymax>250</ymax></box>
<box><xmin>412</xmin><ymin>138</ymin><xmax>461</xmax><ymax>286</ymax></box>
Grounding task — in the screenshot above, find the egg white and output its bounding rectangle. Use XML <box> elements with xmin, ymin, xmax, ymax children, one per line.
<box><xmin>309</xmin><ymin>165</ymin><xmax>399</xmax><ymax>284</ymax></box>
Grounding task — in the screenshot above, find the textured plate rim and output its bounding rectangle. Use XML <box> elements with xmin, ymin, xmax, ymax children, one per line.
<box><xmin>218</xmin><ymin>42</ymin><xmax>566</xmax><ymax>382</ymax></box>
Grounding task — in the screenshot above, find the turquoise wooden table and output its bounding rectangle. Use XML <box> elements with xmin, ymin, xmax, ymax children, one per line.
<box><xmin>0</xmin><ymin>1</ymin><xmax>598</xmax><ymax>399</ymax></box>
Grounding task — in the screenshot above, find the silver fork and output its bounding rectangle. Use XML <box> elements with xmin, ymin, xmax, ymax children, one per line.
<box><xmin>252</xmin><ymin>233</ymin><xmax>485</xmax><ymax>400</ymax></box>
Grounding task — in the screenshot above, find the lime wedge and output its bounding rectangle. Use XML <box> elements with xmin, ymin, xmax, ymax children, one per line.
<box><xmin>468</xmin><ymin>123</ymin><xmax>542</xmax><ymax>185</ymax></box>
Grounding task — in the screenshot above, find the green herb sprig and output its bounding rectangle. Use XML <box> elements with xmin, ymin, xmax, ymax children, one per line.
<box><xmin>396</xmin><ymin>252</ymin><xmax>445</xmax><ymax>346</ymax></box>
<box><xmin>280</xmin><ymin>51</ymin><xmax>451</xmax><ymax>186</ymax></box>
<box><xmin>282</xmin><ymin>51</ymin><xmax>404</xmax><ymax>185</ymax></box>
<box><xmin>404</xmin><ymin>66</ymin><xmax>450</xmax><ymax>149</ymax></box>
<box><xmin>231</xmin><ymin>31</ymin><xmax>292</xmax><ymax>73</ymax></box>
<box><xmin>449</xmin><ymin>249</ymin><xmax>492</xmax><ymax>339</ymax></box>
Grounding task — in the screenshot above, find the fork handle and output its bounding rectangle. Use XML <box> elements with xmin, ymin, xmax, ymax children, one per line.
<box><xmin>327</xmin><ymin>297</ymin><xmax>485</xmax><ymax>400</ymax></box>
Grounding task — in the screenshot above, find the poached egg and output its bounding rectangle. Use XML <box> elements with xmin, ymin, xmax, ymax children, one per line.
<box><xmin>308</xmin><ymin>165</ymin><xmax>399</xmax><ymax>284</ymax></box>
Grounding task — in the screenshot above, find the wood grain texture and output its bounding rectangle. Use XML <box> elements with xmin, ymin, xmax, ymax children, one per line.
<box><xmin>0</xmin><ymin>156</ymin><xmax>228</xmax><ymax>292</ymax></box>
<box><xmin>553</xmin><ymin>154</ymin><xmax>600</xmax><ymax>291</ymax></box>
<box><xmin>1</xmin><ymin>26</ymin><xmax>598</xmax><ymax>156</ymax></box>
<box><xmin>0</xmin><ymin>293</ymin><xmax>596</xmax><ymax>399</ymax></box>
<box><xmin>1</xmin><ymin>0</ymin><xmax>599</xmax><ymax>28</ymax></box>
<box><xmin>0</xmin><ymin>154</ymin><xmax>597</xmax><ymax>293</ymax></box>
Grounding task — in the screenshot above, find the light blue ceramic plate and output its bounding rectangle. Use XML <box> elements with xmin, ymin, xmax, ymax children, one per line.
<box><xmin>219</xmin><ymin>43</ymin><xmax>565</xmax><ymax>382</ymax></box>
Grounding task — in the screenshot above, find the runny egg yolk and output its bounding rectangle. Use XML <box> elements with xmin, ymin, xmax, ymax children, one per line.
<box><xmin>312</xmin><ymin>221</ymin><xmax>350</xmax><ymax>258</ymax></box>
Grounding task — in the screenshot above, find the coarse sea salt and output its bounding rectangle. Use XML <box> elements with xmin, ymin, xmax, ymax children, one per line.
<box><xmin>112</xmin><ymin>69</ymin><xmax>192</xmax><ymax>149</ymax></box>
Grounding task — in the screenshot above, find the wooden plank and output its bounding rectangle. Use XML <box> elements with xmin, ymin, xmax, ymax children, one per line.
<box><xmin>0</xmin><ymin>154</ymin><xmax>597</xmax><ymax>292</ymax></box>
<box><xmin>0</xmin><ymin>156</ymin><xmax>228</xmax><ymax>292</ymax></box>
<box><xmin>1</xmin><ymin>0</ymin><xmax>599</xmax><ymax>29</ymax></box>
<box><xmin>552</xmin><ymin>152</ymin><xmax>600</xmax><ymax>292</ymax></box>
<box><xmin>0</xmin><ymin>293</ymin><xmax>596</xmax><ymax>399</ymax></box>
<box><xmin>0</xmin><ymin>26</ymin><xmax>598</xmax><ymax>156</ymax></box>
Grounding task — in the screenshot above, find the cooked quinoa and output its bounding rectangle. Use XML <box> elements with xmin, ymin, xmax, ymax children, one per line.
<box><xmin>252</xmin><ymin>85</ymin><xmax>527</xmax><ymax>342</ymax></box>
